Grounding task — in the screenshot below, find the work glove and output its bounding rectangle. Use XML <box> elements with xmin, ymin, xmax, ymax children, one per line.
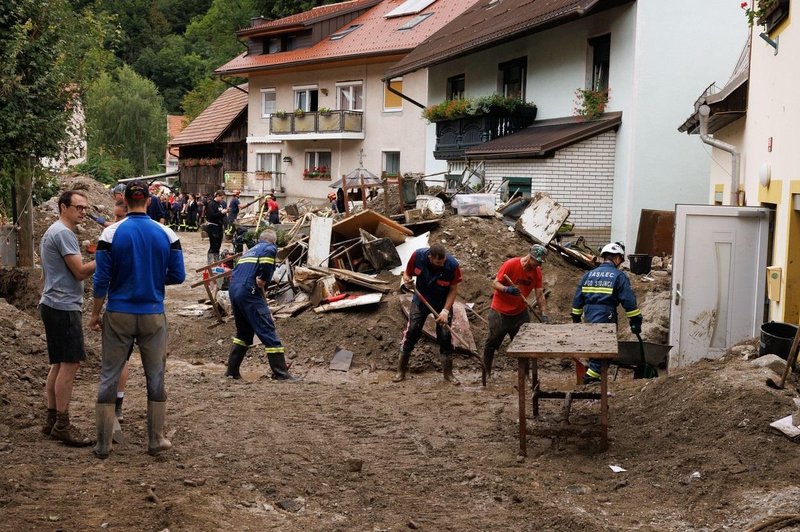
<box><xmin>630</xmin><ymin>315</ymin><xmax>643</xmax><ymax>334</ymax></box>
<box><xmin>436</xmin><ymin>308</ymin><xmax>449</xmax><ymax>325</ymax></box>
<box><xmin>540</xmin><ymin>315</ymin><xmax>550</xmax><ymax>323</ymax></box>
<box><xmin>572</xmin><ymin>314</ymin><xmax>582</xmax><ymax>324</ymax></box>
<box><xmin>89</xmin><ymin>214</ymin><xmax>105</xmax><ymax>226</ymax></box>
<box><xmin>504</xmin><ymin>285</ymin><xmax>521</xmax><ymax>296</ymax></box>
<box><xmin>401</xmin><ymin>277</ymin><xmax>415</xmax><ymax>292</ymax></box>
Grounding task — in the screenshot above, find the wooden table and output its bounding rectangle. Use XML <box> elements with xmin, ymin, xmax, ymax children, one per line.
<box><xmin>506</xmin><ymin>323</ymin><xmax>618</xmax><ymax>456</ymax></box>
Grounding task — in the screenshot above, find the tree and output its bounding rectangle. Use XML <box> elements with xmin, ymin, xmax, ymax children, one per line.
<box><xmin>181</xmin><ymin>76</ymin><xmax>228</xmax><ymax>123</ymax></box>
<box><xmin>134</xmin><ymin>34</ymin><xmax>208</xmax><ymax>112</ymax></box>
<box><xmin>85</xmin><ymin>65</ymin><xmax>168</xmax><ymax>176</ymax></box>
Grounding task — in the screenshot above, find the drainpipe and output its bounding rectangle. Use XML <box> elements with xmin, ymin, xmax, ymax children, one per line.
<box><xmin>699</xmin><ymin>104</ymin><xmax>740</xmax><ymax>205</ymax></box>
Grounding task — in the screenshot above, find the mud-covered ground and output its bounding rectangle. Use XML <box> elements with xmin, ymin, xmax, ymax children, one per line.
<box><xmin>1</xmin><ymin>177</ymin><xmax>799</xmax><ymax>531</ymax></box>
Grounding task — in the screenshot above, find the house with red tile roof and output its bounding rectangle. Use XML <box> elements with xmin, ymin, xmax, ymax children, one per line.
<box><xmin>165</xmin><ymin>115</ymin><xmax>186</xmax><ymax>174</ymax></box>
<box><xmin>170</xmin><ymin>84</ymin><xmax>249</xmax><ymax>196</ymax></box>
<box><xmin>215</xmin><ymin>0</ymin><xmax>478</xmax><ymax>204</ymax></box>
<box><xmin>385</xmin><ymin>0</ymin><xmax>747</xmax><ymax>249</ymax></box>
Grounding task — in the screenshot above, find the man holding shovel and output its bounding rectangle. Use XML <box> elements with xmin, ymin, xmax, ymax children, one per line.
<box><xmin>395</xmin><ymin>243</ymin><xmax>463</xmax><ymax>385</ymax></box>
<box><xmin>483</xmin><ymin>244</ymin><xmax>549</xmax><ymax>380</ymax></box>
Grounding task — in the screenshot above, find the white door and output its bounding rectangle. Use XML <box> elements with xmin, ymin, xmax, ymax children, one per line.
<box><xmin>669</xmin><ymin>205</ymin><xmax>770</xmax><ymax>368</ymax></box>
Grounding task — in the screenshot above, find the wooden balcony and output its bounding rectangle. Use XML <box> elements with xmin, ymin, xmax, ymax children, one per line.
<box><xmin>432</xmin><ymin>106</ymin><xmax>537</xmax><ymax>160</ymax></box>
<box><xmin>269</xmin><ymin>110</ymin><xmax>364</xmax><ymax>140</ymax></box>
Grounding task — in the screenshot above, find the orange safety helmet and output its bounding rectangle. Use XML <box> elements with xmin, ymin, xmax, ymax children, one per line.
<box><xmin>327</xmin><ymin>192</ymin><xmax>336</xmax><ymax>201</ymax></box>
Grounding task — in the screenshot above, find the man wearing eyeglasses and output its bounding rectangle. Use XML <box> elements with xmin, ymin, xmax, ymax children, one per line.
<box><xmin>39</xmin><ymin>191</ymin><xmax>96</xmax><ymax>447</ymax></box>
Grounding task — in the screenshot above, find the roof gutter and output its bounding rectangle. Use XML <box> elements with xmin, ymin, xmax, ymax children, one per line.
<box><xmin>385</xmin><ymin>77</ymin><xmax>425</xmax><ymax>109</ymax></box>
<box><xmin>699</xmin><ymin>104</ymin><xmax>739</xmax><ymax>205</ymax></box>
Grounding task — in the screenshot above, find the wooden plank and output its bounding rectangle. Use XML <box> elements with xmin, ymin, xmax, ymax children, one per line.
<box><xmin>506</xmin><ymin>323</ymin><xmax>617</xmax><ymax>359</ymax></box>
<box><xmin>374</xmin><ymin>222</ymin><xmax>408</xmax><ymax>245</ymax></box>
<box><xmin>313</xmin><ymin>292</ymin><xmax>383</xmax><ymax>312</ymax></box>
<box><xmin>515</xmin><ymin>191</ymin><xmax>570</xmax><ymax>245</ymax></box>
<box><xmin>308</xmin><ymin>217</ymin><xmax>333</xmax><ymax>268</ymax></box>
<box><xmin>331</xmin><ymin>209</ymin><xmax>413</xmax><ymax>241</ymax></box>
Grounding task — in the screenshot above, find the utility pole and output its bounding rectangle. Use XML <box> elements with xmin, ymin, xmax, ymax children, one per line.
<box><xmin>15</xmin><ymin>156</ymin><xmax>35</xmax><ymax>267</ymax></box>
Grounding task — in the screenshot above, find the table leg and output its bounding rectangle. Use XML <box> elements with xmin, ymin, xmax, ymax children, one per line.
<box><xmin>531</xmin><ymin>359</ymin><xmax>539</xmax><ymax>419</ymax></box>
<box><xmin>600</xmin><ymin>359</ymin><xmax>609</xmax><ymax>451</ymax></box>
<box><xmin>518</xmin><ymin>358</ymin><xmax>528</xmax><ymax>457</ymax></box>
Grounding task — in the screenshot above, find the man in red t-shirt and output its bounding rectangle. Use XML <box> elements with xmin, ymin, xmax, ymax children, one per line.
<box><xmin>483</xmin><ymin>244</ymin><xmax>549</xmax><ymax>379</ymax></box>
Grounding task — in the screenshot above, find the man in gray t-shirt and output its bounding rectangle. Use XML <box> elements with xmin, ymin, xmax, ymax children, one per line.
<box><xmin>39</xmin><ymin>190</ymin><xmax>96</xmax><ymax>447</ymax></box>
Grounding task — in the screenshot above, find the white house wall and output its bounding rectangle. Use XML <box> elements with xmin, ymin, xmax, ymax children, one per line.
<box><xmin>246</xmin><ymin>63</ymin><xmax>432</xmax><ymax>203</ymax></box>
<box><xmin>426</xmin><ymin>1</ymin><xmax>745</xmax><ymax>248</ymax></box>
<box><xmin>484</xmin><ymin>130</ymin><xmax>617</xmax><ymax>245</ymax></box>
<box><xmin>745</xmin><ymin>16</ymin><xmax>800</xmax><ymax>322</ymax></box>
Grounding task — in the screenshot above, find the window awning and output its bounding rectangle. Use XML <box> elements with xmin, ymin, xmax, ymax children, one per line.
<box><xmin>464</xmin><ymin>112</ymin><xmax>622</xmax><ymax>159</ymax></box>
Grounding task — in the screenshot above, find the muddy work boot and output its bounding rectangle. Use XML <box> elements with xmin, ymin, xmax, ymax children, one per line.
<box><xmin>147</xmin><ymin>401</ymin><xmax>172</xmax><ymax>455</ymax></box>
<box><xmin>392</xmin><ymin>351</ymin><xmax>411</xmax><ymax>383</ymax></box>
<box><xmin>225</xmin><ymin>344</ymin><xmax>248</xmax><ymax>379</ymax></box>
<box><xmin>442</xmin><ymin>357</ymin><xmax>461</xmax><ymax>386</ymax></box>
<box><xmin>482</xmin><ymin>350</ymin><xmax>495</xmax><ymax>383</ymax></box>
<box><xmin>42</xmin><ymin>408</ymin><xmax>57</xmax><ymax>436</ymax></box>
<box><xmin>94</xmin><ymin>403</ymin><xmax>116</xmax><ymax>459</ymax></box>
<box><xmin>50</xmin><ymin>411</ymin><xmax>94</xmax><ymax>447</ymax></box>
<box><xmin>267</xmin><ymin>353</ymin><xmax>297</xmax><ymax>381</ymax></box>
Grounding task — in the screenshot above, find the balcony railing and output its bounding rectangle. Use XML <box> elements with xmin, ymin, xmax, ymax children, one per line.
<box><xmin>269</xmin><ymin>110</ymin><xmax>363</xmax><ymax>136</ymax></box>
<box><xmin>432</xmin><ymin>106</ymin><xmax>537</xmax><ymax>160</ymax></box>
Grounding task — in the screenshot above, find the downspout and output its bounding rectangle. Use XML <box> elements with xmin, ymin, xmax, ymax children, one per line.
<box><xmin>699</xmin><ymin>104</ymin><xmax>740</xmax><ymax>205</ymax></box>
<box><xmin>385</xmin><ymin>77</ymin><xmax>426</xmax><ymax>109</ymax></box>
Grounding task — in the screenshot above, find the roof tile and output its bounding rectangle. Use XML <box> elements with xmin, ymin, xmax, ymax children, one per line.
<box><xmin>170</xmin><ymin>85</ymin><xmax>248</xmax><ymax>147</ymax></box>
<box><xmin>217</xmin><ymin>0</ymin><xmax>480</xmax><ymax>75</ymax></box>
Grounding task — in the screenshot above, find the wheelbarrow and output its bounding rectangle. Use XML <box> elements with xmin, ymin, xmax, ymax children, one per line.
<box><xmin>613</xmin><ymin>337</ymin><xmax>671</xmax><ymax>379</ymax></box>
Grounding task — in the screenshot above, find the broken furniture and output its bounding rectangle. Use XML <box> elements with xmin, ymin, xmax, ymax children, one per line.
<box><xmin>190</xmin><ymin>253</ymin><xmax>241</xmax><ymax>325</ymax></box>
<box><xmin>506</xmin><ymin>323</ymin><xmax>617</xmax><ymax>456</ymax></box>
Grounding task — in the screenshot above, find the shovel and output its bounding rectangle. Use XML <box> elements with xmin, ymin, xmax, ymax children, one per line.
<box><xmin>633</xmin><ymin>332</ymin><xmax>658</xmax><ymax>379</ymax></box>
<box><xmin>502</xmin><ymin>275</ymin><xmax>542</xmax><ymax>322</ymax></box>
<box><xmin>766</xmin><ymin>325</ymin><xmax>800</xmax><ymax>390</ymax></box>
<box><xmin>401</xmin><ymin>284</ymin><xmax>486</xmax><ymax>384</ymax></box>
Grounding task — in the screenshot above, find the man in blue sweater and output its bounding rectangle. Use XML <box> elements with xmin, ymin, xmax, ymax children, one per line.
<box><xmin>89</xmin><ymin>180</ymin><xmax>186</xmax><ymax>459</ymax></box>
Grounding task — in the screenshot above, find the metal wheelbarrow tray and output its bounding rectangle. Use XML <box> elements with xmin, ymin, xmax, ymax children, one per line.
<box><xmin>613</xmin><ymin>341</ymin><xmax>672</xmax><ymax>376</ymax></box>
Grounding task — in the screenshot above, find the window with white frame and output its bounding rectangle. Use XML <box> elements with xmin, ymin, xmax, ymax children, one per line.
<box><xmin>261</xmin><ymin>88</ymin><xmax>276</xmax><ymax>117</ymax></box>
<box><xmin>304</xmin><ymin>151</ymin><xmax>332</xmax><ymax>179</ymax></box>
<box><xmin>256</xmin><ymin>152</ymin><xmax>281</xmax><ymax>174</ymax></box>
<box><xmin>384</xmin><ymin>79</ymin><xmax>402</xmax><ymax>111</ymax></box>
<box><xmin>383</xmin><ymin>151</ymin><xmax>400</xmax><ymax>176</ymax></box>
<box><xmin>293</xmin><ymin>85</ymin><xmax>318</xmax><ymax>112</ymax></box>
<box><xmin>336</xmin><ymin>81</ymin><xmax>363</xmax><ymax>111</ymax></box>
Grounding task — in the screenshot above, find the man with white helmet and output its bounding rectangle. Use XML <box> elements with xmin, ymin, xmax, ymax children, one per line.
<box><xmin>482</xmin><ymin>244</ymin><xmax>549</xmax><ymax>380</ymax></box>
<box><xmin>571</xmin><ymin>242</ymin><xmax>642</xmax><ymax>384</ymax></box>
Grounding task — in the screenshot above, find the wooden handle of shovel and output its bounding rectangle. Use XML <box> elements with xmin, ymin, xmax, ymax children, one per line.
<box><xmin>503</xmin><ymin>275</ymin><xmax>541</xmax><ymax>322</ymax></box>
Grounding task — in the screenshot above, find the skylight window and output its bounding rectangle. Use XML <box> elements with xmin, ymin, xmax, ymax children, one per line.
<box><xmin>385</xmin><ymin>0</ymin><xmax>436</xmax><ymax>18</ymax></box>
<box><xmin>397</xmin><ymin>12</ymin><xmax>433</xmax><ymax>30</ymax></box>
<box><xmin>330</xmin><ymin>24</ymin><xmax>362</xmax><ymax>41</ymax></box>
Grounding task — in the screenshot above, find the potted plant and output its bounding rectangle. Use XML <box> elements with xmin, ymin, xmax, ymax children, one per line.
<box><xmin>421</xmin><ymin>94</ymin><xmax>537</xmax><ymax>122</ymax></box>
<box><xmin>293</xmin><ymin>108</ymin><xmax>306</xmax><ymax>118</ymax></box>
<box><xmin>274</xmin><ymin>110</ymin><xmax>287</xmax><ymax>118</ymax></box>
<box><xmin>318</xmin><ymin>107</ymin><xmax>332</xmax><ymax>115</ymax></box>
<box><xmin>573</xmin><ymin>88</ymin><xmax>609</xmax><ymax>121</ymax></box>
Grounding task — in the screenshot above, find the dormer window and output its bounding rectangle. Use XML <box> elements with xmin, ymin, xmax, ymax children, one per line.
<box><xmin>385</xmin><ymin>0</ymin><xmax>436</xmax><ymax>18</ymax></box>
<box><xmin>330</xmin><ymin>25</ymin><xmax>362</xmax><ymax>41</ymax></box>
<box><xmin>398</xmin><ymin>13</ymin><xmax>433</xmax><ymax>30</ymax></box>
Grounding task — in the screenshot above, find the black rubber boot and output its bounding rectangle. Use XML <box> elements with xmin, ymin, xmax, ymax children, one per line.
<box><xmin>392</xmin><ymin>351</ymin><xmax>411</xmax><ymax>382</ymax></box>
<box><xmin>226</xmin><ymin>344</ymin><xmax>248</xmax><ymax>379</ymax></box>
<box><xmin>42</xmin><ymin>408</ymin><xmax>57</xmax><ymax>436</ymax></box>
<box><xmin>482</xmin><ymin>349</ymin><xmax>495</xmax><ymax>382</ymax></box>
<box><xmin>267</xmin><ymin>353</ymin><xmax>297</xmax><ymax>381</ymax></box>
<box><xmin>442</xmin><ymin>356</ymin><xmax>461</xmax><ymax>386</ymax></box>
<box><xmin>115</xmin><ymin>396</ymin><xmax>124</xmax><ymax>422</ymax></box>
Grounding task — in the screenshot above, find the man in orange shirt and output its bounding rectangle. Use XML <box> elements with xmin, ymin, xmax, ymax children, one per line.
<box><xmin>483</xmin><ymin>244</ymin><xmax>549</xmax><ymax>379</ymax></box>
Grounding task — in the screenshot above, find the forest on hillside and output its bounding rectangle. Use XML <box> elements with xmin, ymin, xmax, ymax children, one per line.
<box><xmin>0</xmin><ymin>0</ymin><xmax>338</xmax><ymax>203</ymax></box>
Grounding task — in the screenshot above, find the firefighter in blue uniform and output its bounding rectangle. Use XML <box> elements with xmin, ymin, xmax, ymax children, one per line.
<box><xmin>571</xmin><ymin>242</ymin><xmax>642</xmax><ymax>384</ymax></box>
<box><xmin>225</xmin><ymin>229</ymin><xmax>295</xmax><ymax>380</ymax></box>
